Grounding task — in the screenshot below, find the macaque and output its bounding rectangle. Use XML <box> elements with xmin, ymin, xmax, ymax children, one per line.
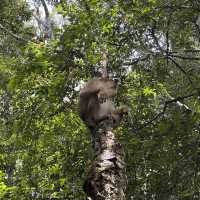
<box><xmin>79</xmin><ymin>78</ymin><xmax>127</xmax><ymax>130</ymax></box>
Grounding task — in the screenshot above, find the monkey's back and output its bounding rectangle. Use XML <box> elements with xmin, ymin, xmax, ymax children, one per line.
<box><xmin>79</xmin><ymin>94</ymin><xmax>100</xmax><ymax>128</ymax></box>
<box><xmin>79</xmin><ymin>78</ymin><xmax>117</xmax><ymax>128</ymax></box>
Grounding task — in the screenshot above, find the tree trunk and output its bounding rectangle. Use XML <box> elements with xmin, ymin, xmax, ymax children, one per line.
<box><xmin>83</xmin><ymin>120</ymin><xmax>127</xmax><ymax>200</ymax></box>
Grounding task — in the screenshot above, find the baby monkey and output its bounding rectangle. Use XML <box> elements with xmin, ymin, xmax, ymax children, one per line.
<box><xmin>79</xmin><ymin>78</ymin><xmax>128</xmax><ymax>130</ymax></box>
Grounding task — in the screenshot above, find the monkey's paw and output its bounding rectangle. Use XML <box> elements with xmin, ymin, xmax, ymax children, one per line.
<box><xmin>119</xmin><ymin>106</ymin><xmax>129</xmax><ymax>114</ymax></box>
<box><xmin>98</xmin><ymin>91</ymin><xmax>108</xmax><ymax>104</ymax></box>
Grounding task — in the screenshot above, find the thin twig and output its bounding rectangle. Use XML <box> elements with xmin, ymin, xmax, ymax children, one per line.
<box><xmin>123</xmin><ymin>55</ymin><xmax>150</xmax><ymax>65</ymax></box>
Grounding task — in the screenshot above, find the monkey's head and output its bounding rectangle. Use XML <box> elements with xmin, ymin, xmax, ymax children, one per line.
<box><xmin>102</xmin><ymin>78</ymin><xmax>117</xmax><ymax>89</ymax></box>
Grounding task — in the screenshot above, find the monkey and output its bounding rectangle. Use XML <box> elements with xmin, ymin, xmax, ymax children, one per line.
<box><xmin>79</xmin><ymin>78</ymin><xmax>128</xmax><ymax>130</ymax></box>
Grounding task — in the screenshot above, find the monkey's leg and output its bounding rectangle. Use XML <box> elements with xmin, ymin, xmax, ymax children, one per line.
<box><xmin>96</xmin><ymin>111</ymin><xmax>122</xmax><ymax>128</ymax></box>
<box><xmin>111</xmin><ymin>107</ymin><xmax>128</xmax><ymax>127</ymax></box>
<box><xmin>112</xmin><ymin>107</ymin><xmax>128</xmax><ymax>115</ymax></box>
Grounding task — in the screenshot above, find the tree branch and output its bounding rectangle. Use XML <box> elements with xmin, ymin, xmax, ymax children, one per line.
<box><xmin>168</xmin><ymin>56</ymin><xmax>193</xmax><ymax>84</ymax></box>
<box><xmin>149</xmin><ymin>22</ymin><xmax>164</xmax><ymax>53</ymax></box>
<box><xmin>169</xmin><ymin>50</ymin><xmax>200</xmax><ymax>53</ymax></box>
<box><xmin>41</xmin><ymin>0</ymin><xmax>50</xmax><ymax>19</ymax></box>
<box><xmin>32</xmin><ymin>13</ymin><xmax>48</xmax><ymax>29</ymax></box>
<box><xmin>169</xmin><ymin>54</ymin><xmax>200</xmax><ymax>60</ymax></box>
<box><xmin>0</xmin><ymin>23</ymin><xmax>29</xmax><ymax>42</ymax></box>
<box><xmin>136</xmin><ymin>93</ymin><xmax>195</xmax><ymax>131</ymax></box>
<box><xmin>40</xmin><ymin>0</ymin><xmax>53</xmax><ymax>39</ymax></box>
<box><xmin>101</xmin><ymin>52</ymin><xmax>108</xmax><ymax>78</ymax></box>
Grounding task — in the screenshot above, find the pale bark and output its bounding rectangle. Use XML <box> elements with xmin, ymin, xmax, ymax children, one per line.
<box><xmin>83</xmin><ymin>120</ymin><xmax>127</xmax><ymax>200</ymax></box>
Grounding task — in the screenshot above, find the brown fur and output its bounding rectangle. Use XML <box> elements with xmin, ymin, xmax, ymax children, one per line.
<box><xmin>79</xmin><ymin>78</ymin><xmax>127</xmax><ymax>129</ymax></box>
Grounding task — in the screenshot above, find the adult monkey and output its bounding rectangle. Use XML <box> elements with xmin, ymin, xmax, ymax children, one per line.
<box><xmin>79</xmin><ymin>53</ymin><xmax>127</xmax><ymax>130</ymax></box>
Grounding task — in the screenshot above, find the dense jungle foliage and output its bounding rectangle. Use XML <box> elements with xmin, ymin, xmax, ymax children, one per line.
<box><xmin>0</xmin><ymin>0</ymin><xmax>200</xmax><ymax>199</ymax></box>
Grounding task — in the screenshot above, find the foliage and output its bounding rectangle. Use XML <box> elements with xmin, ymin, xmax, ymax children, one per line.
<box><xmin>0</xmin><ymin>0</ymin><xmax>32</xmax><ymax>56</ymax></box>
<box><xmin>0</xmin><ymin>0</ymin><xmax>200</xmax><ymax>199</ymax></box>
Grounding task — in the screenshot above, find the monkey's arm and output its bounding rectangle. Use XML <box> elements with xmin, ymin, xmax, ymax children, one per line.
<box><xmin>80</xmin><ymin>79</ymin><xmax>116</xmax><ymax>102</ymax></box>
<box><xmin>80</xmin><ymin>80</ymin><xmax>102</xmax><ymax>98</ymax></box>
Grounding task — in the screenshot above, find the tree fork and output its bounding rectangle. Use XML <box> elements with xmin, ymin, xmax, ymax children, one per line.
<box><xmin>83</xmin><ymin>120</ymin><xmax>127</xmax><ymax>200</ymax></box>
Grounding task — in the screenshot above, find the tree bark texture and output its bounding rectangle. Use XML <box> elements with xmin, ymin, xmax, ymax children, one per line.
<box><xmin>83</xmin><ymin>120</ymin><xmax>127</xmax><ymax>200</ymax></box>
